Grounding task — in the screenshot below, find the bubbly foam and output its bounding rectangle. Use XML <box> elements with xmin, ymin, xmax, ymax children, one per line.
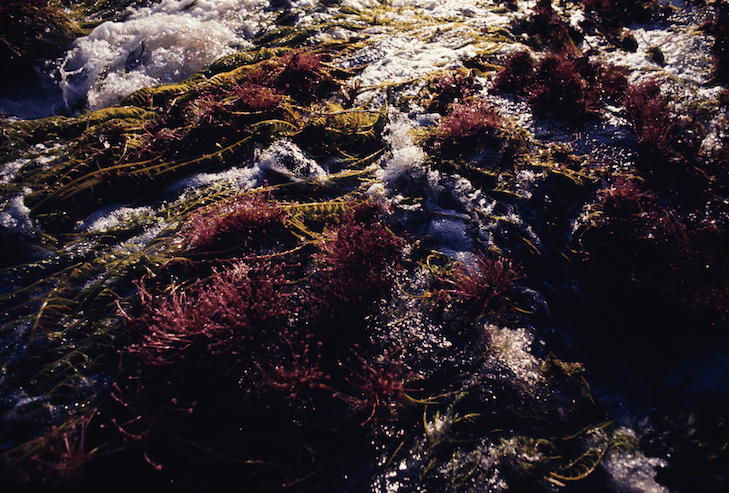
<box><xmin>256</xmin><ymin>139</ymin><xmax>327</xmax><ymax>181</ymax></box>
<box><xmin>602</xmin><ymin>449</ymin><xmax>669</xmax><ymax>493</ymax></box>
<box><xmin>60</xmin><ymin>0</ymin><xmax>267</xmax><ymax>111</ymax></box>
<box><xmin>486</xmin><ymin>325</ymin><xmax>544</xmax><ymax>387</ymax></box>
<box><xmin>0</xmin><ymin>190</ymin><xmax>34</xmax><ymax>236</ymax></box>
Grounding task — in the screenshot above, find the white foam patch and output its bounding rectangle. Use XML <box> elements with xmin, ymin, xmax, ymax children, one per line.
<box><xmin>379</xmin><ymin>145</ymin><xmax>426</xmax><ymax>184</ymax></box>
<box><xmin>82</xmin><ymin>205</ymin><xmax>154</xmax><ymax>233</ymax></box>
<box><xmin>0</xmin><ymin>190</ymin><xmax>34</xmax><ymax>236</ymax></box>
<box><xmin>341</xmin><ymin>0</ymin><xmax>380</xmax><ymax>9</ymax></box>
<box><xmin>121</xmin><ymin>222</ymin><xmax>170</xmax><ymax>252</ymax></box>
<box><xmin>355</xmin><ymin>37</ymin><xmax>466</xmax><ymax>88</ymax></box>
<box><xmin>1</xmin><ymin>144</ymin><xmax>63</xmax><ymax>186</ymax></box>
<box><xmin>166</xmin><ymin>164</ymin><xmax>264</xmax><ymax>194</ymax></box>
<box><xmin>486</xmin><ymin>325</ymin><xmax>544</xmax><ymax>387</ymax></box>
<box><xmin>336</xmin><ymin>1</ymin><xmax>511</xmax><ymax>92</ymax></box>
<box><xmin>602</xmin><ymin>449</ymin><xmax>669</xmax><ymax>493</ymax></box>
<box><xmin>256</xmin><ymin>139</ymin><xmax>326</xmax><ymax>181</ymax></box>
<box><xmin>514</xmin><ymin>169</ymin><xmax>543</xmax><ymax>200</ymax></box>
<box><xmin>377</xmin><ymin>112</ymin><xmax>427</xmax><ymax>185</ymax></box>
<box><xmin>0</xmin><ymin>146</ymin><xmax>64</xmax><ymax>236</ymax></box>
<box><xmin>60</xmin><ymin>0</ymin><xmax>267</xmax><ymax>110</ymax></box>
<box><xmin>0</xmin><ymin>158</ymin><xmax>30</xmax><ymax>185</ymax></box>
<box><xmin>595</xmin><ymin>22</ymin><xmax>715</xmax><ymax>86</ymax></box>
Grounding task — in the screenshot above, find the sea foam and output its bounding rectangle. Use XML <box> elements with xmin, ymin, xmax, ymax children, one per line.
<box><xmin>60</xmin><ymin>0</ymin><xmax>267</xmax><ymax>111</ymax></box>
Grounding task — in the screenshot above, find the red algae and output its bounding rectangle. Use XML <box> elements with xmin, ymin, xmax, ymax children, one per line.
<box><xmin>579</xmin><ymin>176</ymin><xmax>729</xmax><ymax>317</ymax></box>
<box><xmin>28</xmin><ymin>414</ymin><xmax>96</xmax><ymax>484</ymax></box>
<box><xmin>436</xmin><ymin>252</ymin><xmax>522</xmax><ymax>315</ymax></box>
<box><xmin>492</xmin><ymin>50</ymin><xmax>536</xmax><ymax>96</ymax></box>
<box><xmin>493</xmin><ymin>51</ymin><xmax>627</xmax><ymax>120</ymax></box>
<box><xmin>185</xmin><ymin>192</ymin><xmax>288</xmax><ymax>253</ymax></box>
<box><xmin>255</xmin><ymin>333</ymin><xmax>333</xmax><ymax>406</ymax></box>
<box><xmin>310</xmin><ymin>199</ymin><xmax>404</xmax><ymax>319</ymax></box>
<box><xmin>129</xmin><ymin>261</ymin><xmax>292</xmax><ymax>366</ymax></box>
<box><xmin>276</xmin><ymin>50</ymin><xmax>328</xmax><ymax>101</ymax></box>
<box><xmin>190</xmin><ymin>81</ymin><xmax>283</xmax><ymax>125</ymax></box>
<box><xmin>625</xmin><ymin>78</ymin><xmax>703</xmax><ymax>161</ymax></box>
<box><xmin>339</xmin><ymin>345</ymin><xmax>415</xmax><ymax>426</ymax></box>
<box><xmin>433</xmin><ymin>98</ymin><xmax>502</xmax><ymax>147</ymax></box>
<box><xmin>426</xmin><ymin>67</ymin><xmax>482</xmax><ymax>115</ymax></box>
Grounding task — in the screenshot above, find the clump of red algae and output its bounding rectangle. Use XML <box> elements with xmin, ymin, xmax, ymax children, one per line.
<box><xmin>310</xmin><ymin>199</ymin><xmax>405</xmax><ymax>320</ymax></box>
<box><xmin>425</xmin><ymin>67</ymin><xmax>482</xmax><ymax>115</ymax></box>
<box><xmin>127</xmin><ymin>125</ymin><xmax>185</xmax><ymax>162</ymax></box>
<box><xmin>255</xmin><ymin>332</ymin><xmax>333</xmax><ymax>407</ymax></box>
<box><xmin>579</xmin><ymin>176</ymin><xmax>728</xmax><ymax>318</ymax></box>
<box><xmin>275</xmin><ymin>50</ymin><xmax>329</xmax><ymax>101</ymax></box>
<box><xmin>338</xmin><ymin>345</ymin><xmax>416</xmax><ymax>426</ymax></box>
<box><xmin>493</xmin><ymin>51</ymin><xmax>628</xmax><ymax>121</ymax></box>
<box><xmin>231</xmin><ymin>80</ymin><xmax>285</xmax><ymax>112</ymax></box>
<box><xmin>28</xmin><ymin>413</ymin><xmax>97</xmax><ymax>484</ymax></box>
<box><xmin>599</xmin><ymin>176</ymin><xmax>656</xmax><ymax>219</ymax></box>
<box><xmin>433</xmin><ymin>98</ymin><xmax>502</xmax><ymax>146</ymax></box>
<box><xmin>521</xmin><ymin>0</ymin><xmax>584</xmax><ymax>53</ymax></box>
<box><xmin>189</xmin><ymin>80</ymin><xmax>284</xmax><ymax>126</ymax></box>
<box><xmin>492</xmin><ymin>50</ymin><xmax>536</xmax><ymax>95</ymax></box>
<box><xmin>422</xmin><ymin>97</ymin><xmax>509</xmax><ymax>161</ymax></box>
<box><xmin>184</xmin><ymin>192</ymin><xmax>288</xmax><ymax>253</ymax></box>
<box><xmin>624</xmin><ymin>78</ymin><xmax>704</xmax><ymax>161</ymax></box>
<box><xmin>102</xmin><ymin>196</ymin><xmax>411</xmax><ymax>482</ymax></box>
<box><xmin>435</xmin><ymin>252</ymin><xmax>523</xmax><ymax>315</ymax></box>
<box><xmin>128</xmin><ymin>260</ymin><xmax>292</xmax><ymax>367</ymax></box>
<box><xmin>200</xmin><ymin>49</ymin><xmax>333</xmax><ymax>105</ymax></box>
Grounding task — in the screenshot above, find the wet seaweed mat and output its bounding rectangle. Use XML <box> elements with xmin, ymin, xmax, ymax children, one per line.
<box><xmin>1</xmin><ymin>1</ymin><xmax>728</xmax><ymax>492</ymax></box>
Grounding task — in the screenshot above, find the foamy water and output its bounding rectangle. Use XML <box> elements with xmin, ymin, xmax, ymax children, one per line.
<box><xmin>60</xmin><ymin>0</ymin><xmax>268</xmax><ymax>111</ymax></box>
